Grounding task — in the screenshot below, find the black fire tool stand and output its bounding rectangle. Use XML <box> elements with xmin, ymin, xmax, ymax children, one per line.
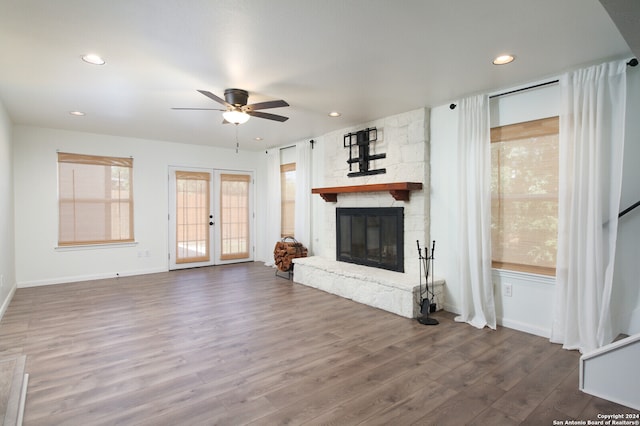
<box><xmin>416</xmin><ymin>240</ymin><xmax>438</xmax><ymax>325</ymax></box>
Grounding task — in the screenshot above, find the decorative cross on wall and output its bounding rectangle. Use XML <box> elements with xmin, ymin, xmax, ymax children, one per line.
<box><xmin>343</xmin><ymin>127</ymin><xmax>386</xmax><ymax>177</ymax></box>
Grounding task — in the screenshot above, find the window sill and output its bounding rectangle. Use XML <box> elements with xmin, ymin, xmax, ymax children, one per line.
<box><xmin>55</xmin><ymin>242</ymin><xmax>138</xmax><ymax>251</ymax></box>
<box><xmin>492</xmin><ymin>268</ymin><xmax>556</xmax><ymax>285</ymax></box>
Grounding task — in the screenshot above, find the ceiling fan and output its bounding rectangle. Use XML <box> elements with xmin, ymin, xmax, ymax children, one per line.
<box><xmin>173</xmin><ymin>88</ymin><xmax>289</xmax><ymax>124</ymax></box>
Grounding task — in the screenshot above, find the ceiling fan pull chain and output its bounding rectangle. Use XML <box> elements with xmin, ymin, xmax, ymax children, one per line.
<box><xmin>235</xmin><ymin>124</ymin><xmax>239</xmax><ymax>153</ymax></box>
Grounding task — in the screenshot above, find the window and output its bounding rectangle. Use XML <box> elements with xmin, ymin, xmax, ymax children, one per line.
<box><xmin>220</xmin><ymin>173</ymin><xmax>251</xmax><ymax>260</ymax></box>
<box><xmin>58</xmin><ymin>152</ymin><xmax>133</xmax><ymax>246</ymax></box>
<box><xmin>490</xmin><ymin>117</ymin><xmax>559</xmax><ymax>276</ymax></box>
<box><xmin>280</xmin><ymin>163</ymin><xmax>296</xmax><ymax>237</ymax></box>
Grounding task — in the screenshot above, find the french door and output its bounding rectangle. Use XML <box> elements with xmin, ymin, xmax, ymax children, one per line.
<box><xmin>169</xmin><ymin>167</ymin><xmax>254</xmax><ymax>269</ymax></box>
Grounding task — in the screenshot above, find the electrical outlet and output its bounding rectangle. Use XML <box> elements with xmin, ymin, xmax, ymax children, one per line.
<box><xmin>503</xmin><ymin>283</ymin><xmax>513</xmax><ymax>297</ymax></box>
<box><xmin>0</xmin><ymin>274</ymin><xmax>4</xmax><ymax>288</ymax></box>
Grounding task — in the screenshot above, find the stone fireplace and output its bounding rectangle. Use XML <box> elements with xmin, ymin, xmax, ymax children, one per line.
<box><xmin>292</xmin><ymin>108</ymin><xmax>445</xmax><ymax>318</ymax></box>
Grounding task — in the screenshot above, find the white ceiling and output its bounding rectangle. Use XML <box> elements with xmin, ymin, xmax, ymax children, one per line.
<box><xmin>0</xmin><ymin>0</ymin><xmax>635</xmax><ymax>151</ymax></box>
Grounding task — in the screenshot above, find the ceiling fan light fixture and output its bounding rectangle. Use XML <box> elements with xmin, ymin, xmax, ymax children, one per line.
<box><xmin>223</xmin><ymin>109</ymin><xmax>250</xmax><ymax>124</ymax></box>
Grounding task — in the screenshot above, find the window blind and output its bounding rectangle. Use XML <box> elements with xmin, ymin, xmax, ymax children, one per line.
<box><xmin>490</xmin><ymin>117</ymin><xmax>559</xmax><ymax>276</ymax></box>
<box><xmin>280</xmin><ymin>163</ymin><xmax>296</xmax><ymax>237</ymax></box>
<box><xmin>58</xmin><ymin>152</ymin><xmax>134</xmax><ymax>246</ymax></box>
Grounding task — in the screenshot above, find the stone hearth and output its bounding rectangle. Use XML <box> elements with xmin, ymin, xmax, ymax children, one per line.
<box><xmin>293</xmin><ymin>256</ymin><xmax>444</xmax><ymax>318</ymax></box>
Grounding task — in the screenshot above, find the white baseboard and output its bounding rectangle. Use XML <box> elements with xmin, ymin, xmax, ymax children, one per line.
<box><xmin>443</xmin><ymin>303</ymin><xmax>460</xmax><ymax>315</ymax></box>
<box><xmin>0</xmin><ymin>284</ymin><xmax>17</xmax><ymax>322</ymax></box>
<box><xmin>443</xmin><ymin>303</ymin><xmax>551</xmax><ymax>338</ymax></box>
<box><xmin>498</xmin><ymin>317</ymin><xmax>551</xmax><ymax>338</ymax></box>
<box><xmin>17</xmin><ymin>267</ymin><xmax>167</xmax><ymax>288</ymax></box>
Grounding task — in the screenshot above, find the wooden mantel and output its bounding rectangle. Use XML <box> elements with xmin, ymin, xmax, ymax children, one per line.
<box><xmin>312</xmin><ymin>182</ymin><xmax>423</xmax><ymax>202</ymax></box>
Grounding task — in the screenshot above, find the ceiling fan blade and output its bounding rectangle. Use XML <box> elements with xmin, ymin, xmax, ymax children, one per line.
<box><xmin>245</xmin><ymin>99</ymin><xmax>289</xmax><ymax>111</ymax></box>
<box><xmin>248</xmin><ymin>111</ymin><xmax>289</xmax><ymax>122</ymax></box>
<box><xmin>197</xmin><ymin>90</ymin><xmax>231</xmax><ymax>107</ymax></box>
<box><xmin>171</xmin><ymin>107</ymin><xmax>226</xmax><ymax>111</ymax></box>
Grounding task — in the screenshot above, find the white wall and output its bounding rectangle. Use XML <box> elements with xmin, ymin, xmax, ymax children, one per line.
<box><xmin>431</xmin><ymin>68</ymin><xmax>640</xmax><ymax>338</ymax></box>
<box><xmin>13</xmin><ymin>125</ymin><xmax>267</xmax><ymax>287</ymax></box>
<box><xmin>310</xmin><ymin>137</ymin><xmax>326</xmax><ymax>257</ymax></box>
<box><xmin>0</xmin><ymin>100</ymin><xmax>15</xmax><ymax>319</ymax></box>
<box><xmin>429</xmin><ymin>104</ymin><xmax>460</xmax><ymax>315</ymax></box>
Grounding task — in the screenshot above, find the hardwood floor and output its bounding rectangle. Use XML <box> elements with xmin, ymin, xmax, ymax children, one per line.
<box><xmin>0</xmin><ymin>262</ymin><xmax>637</xmax><ymax>425</ymax></box>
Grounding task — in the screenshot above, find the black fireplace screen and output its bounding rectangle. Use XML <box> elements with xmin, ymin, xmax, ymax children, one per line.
<box><xmin>336</xmin><ymin>207</ymin><xmax>404</xmax><ymax>272</ymax></box>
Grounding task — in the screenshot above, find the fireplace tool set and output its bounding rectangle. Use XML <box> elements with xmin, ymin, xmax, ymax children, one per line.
<box><xmin>416</xmin><ymin>240</ymin><xmax>438</xmax><ymax>325</ymax></box>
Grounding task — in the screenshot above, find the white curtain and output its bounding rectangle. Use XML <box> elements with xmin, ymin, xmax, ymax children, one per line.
<box><xmin>551</xmin><ymin>60</ymin><xmax>627</xmax><ymax>353</ymax></box>
<box><xmin>264</xmin><ymin>148</ymin><xmax>282</xmax><ymax>267</ymax></box>
<box><xmin>454</xmin><ymin>94</ymin><xmax>496</xmax><ymax>330</ymax></box>
<box><xmin>294</xmin><ymin>141</ymin><xmax>312</xmax><ymax>250</ymax></box>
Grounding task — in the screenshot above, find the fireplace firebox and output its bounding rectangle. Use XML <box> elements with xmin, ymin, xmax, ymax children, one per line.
<box><xmin>336</xmin><ymin>207</ymin><xmax>404</xmax><ymax>272</ymax></box>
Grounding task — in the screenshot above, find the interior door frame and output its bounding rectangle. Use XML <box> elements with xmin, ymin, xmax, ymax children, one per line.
<box><xmin>168</xmin><ymin>166</ymin><xmax>255</xmax><ymax>269</ymax></box>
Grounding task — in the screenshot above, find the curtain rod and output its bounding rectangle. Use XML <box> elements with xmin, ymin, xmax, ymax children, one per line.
<box><xmin>449</xmin><ymin>80</ymin><xmax>558</xmax><ymax>110</ymax></box>
<box><xmin>449</xmin><ymin>57</ymin><xmax>638</xmax><ymax>110</ymax></box>
<box><xmin>281</xmin><ymin>139</ymin><xmax>315</xmax><ymax>150</ymax></box>
<box><xmin>488</xmin><ymin>79</ymin><xmax>559</xmax><ymax>100</ymax></box>
<box><xmin>266</xmin><ymin>139</ymin><xmax>315</xmax><ymax>154</ymax></box>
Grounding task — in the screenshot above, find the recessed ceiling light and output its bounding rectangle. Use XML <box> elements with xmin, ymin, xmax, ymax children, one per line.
<box><xmin>329</xmin><ymin>111</ymin><xmax>341</xmax><ymax>117</ymax></box>
<box><xmin>69</xmin><ymin>111</ymin><xmax>85</xmax><ymax>116</ymax></box>
<box><xmin>81</xmin><ymin>54</ymin><xmax>105</xmax><ymax>65</ymax></box>
<box><xmin>255</xmin><ymin>137</ymin><xmax>263</xmax><ymax>141</ymax></box>
<box><xmin>493</xmin><ymin>54</ymin><xmax>515</xmax><ymax>65</ymax></box>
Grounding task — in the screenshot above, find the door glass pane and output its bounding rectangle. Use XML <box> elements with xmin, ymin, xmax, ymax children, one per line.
<box><xmin>176</xmin><ymin>171</ymin><xmax>210</xmax><ymax>263</ymax></box>
<box><xmin>220</xmin><ymin>174</ymin><xmax>251</xmax><ymax>260</ymax></box>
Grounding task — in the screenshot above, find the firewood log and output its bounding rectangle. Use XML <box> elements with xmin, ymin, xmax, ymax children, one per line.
<box><xmin>273</xmin><ymin>239</ymin><xmax>308</xmax><ymax>271</ymax></box>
